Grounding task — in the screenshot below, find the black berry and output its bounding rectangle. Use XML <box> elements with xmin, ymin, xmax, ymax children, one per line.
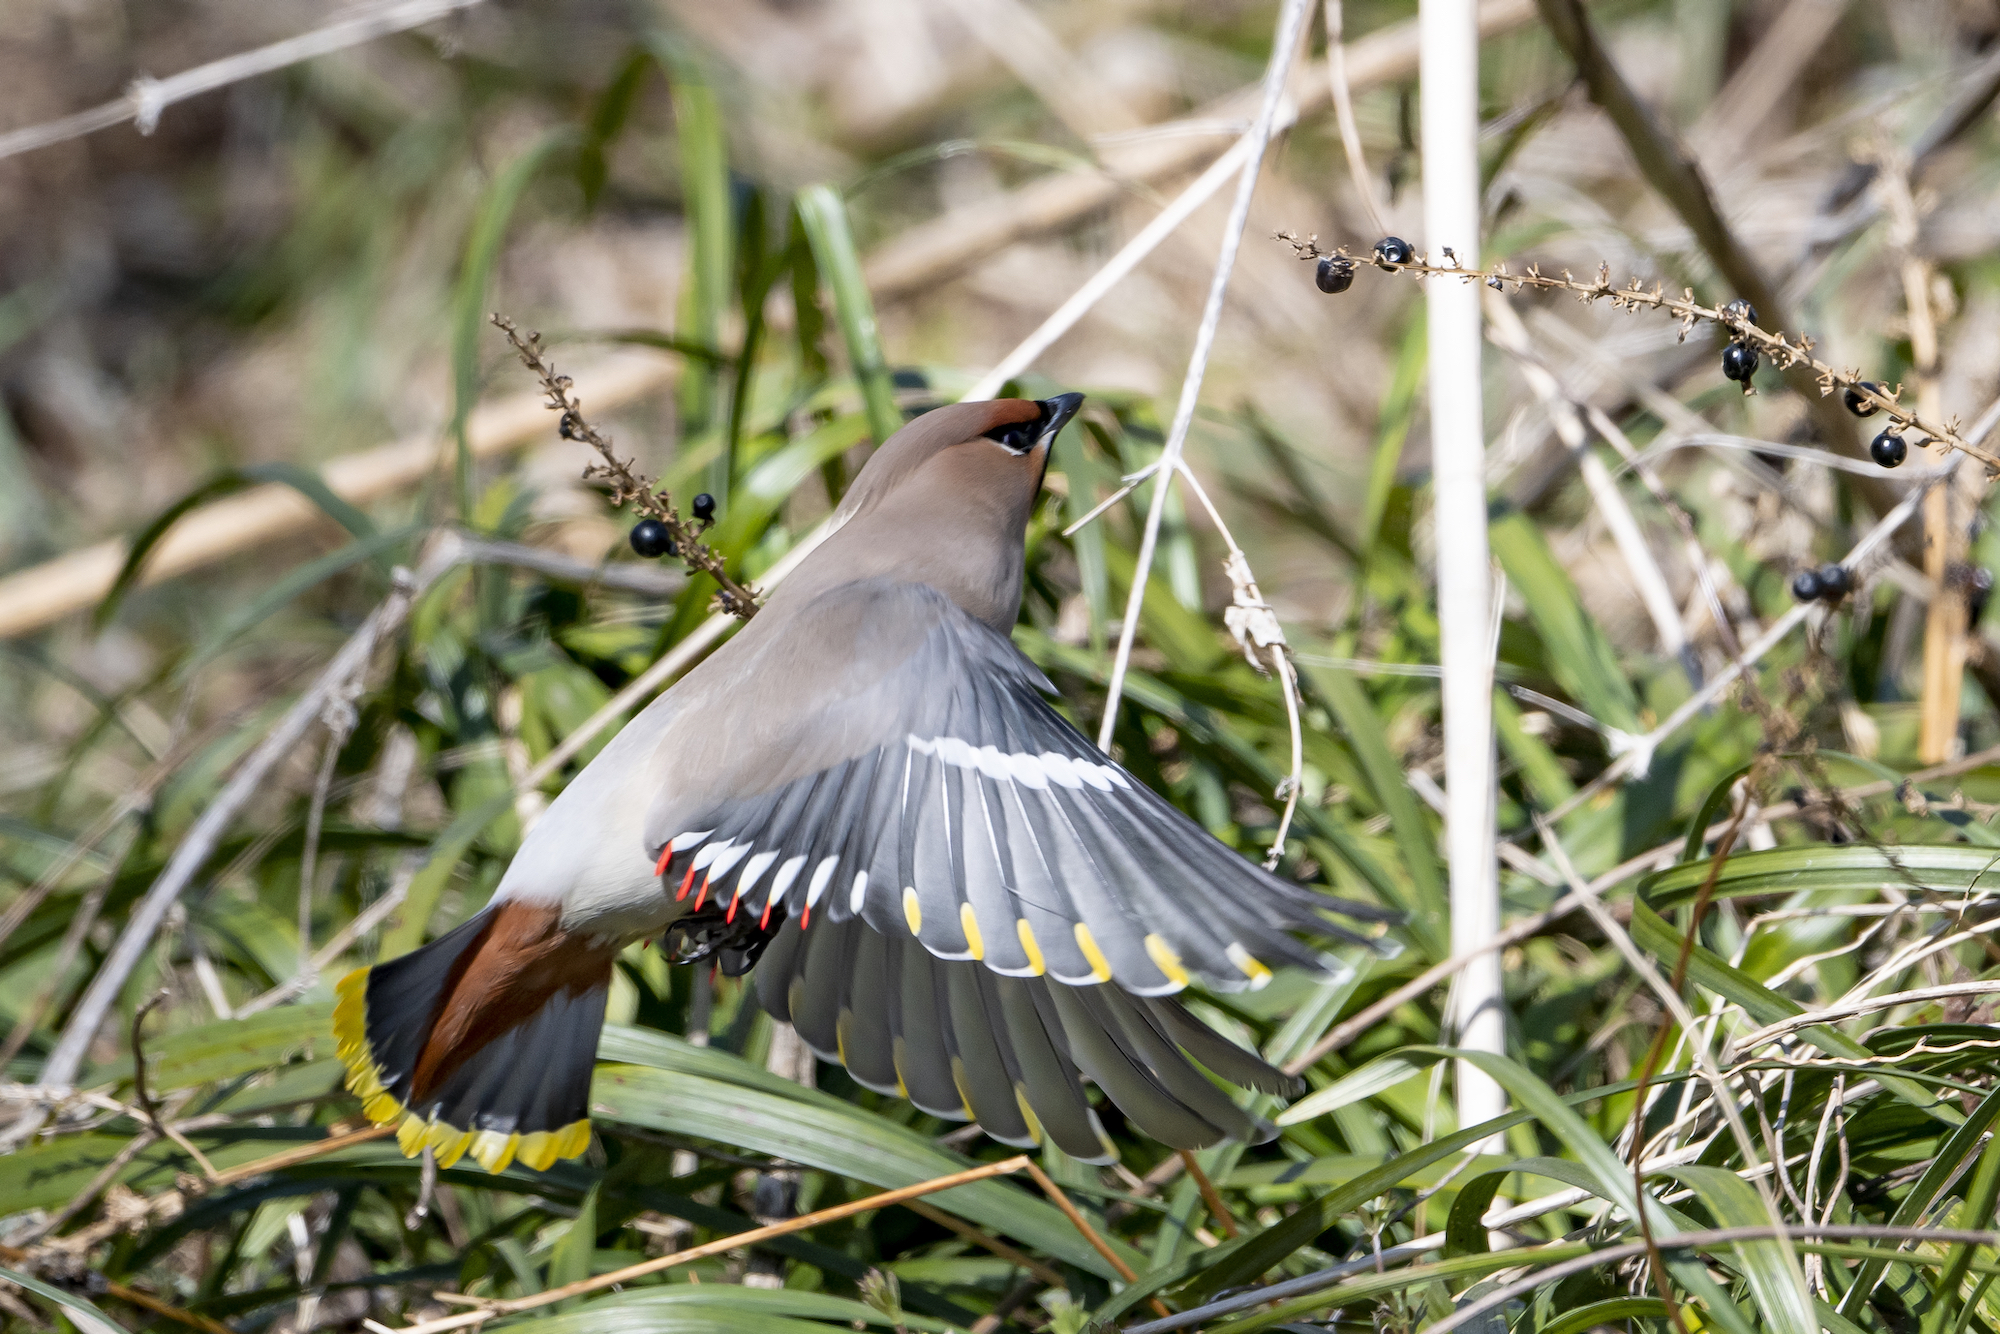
<box><xmin>1816</xmin><ymin>563</ymin><xmax>1851</xmax><ymax>600</ymax></box>
<box><xmin>1721</xmin><ymin>298</ymin><xmax>1758</xmax><ymax>328</ymax></box>
<box><xmin>1844</xmin><ymin>382</ymin><xmax>1883</xmax><ymax>417</ymax></box>
<box><xmin>1870</xmin><ymin>430</ymin><xmax>1907</xmax><ymax>468</ymax></box>
<box><xmin>1721</xmin><ymin>341</ymin><xmax>1759</xmax><ymax>383</ymax></box>
<box><xmin>1315</xmin><ymin>255</ymin><xmax>1355</xmax><ymax>294</ymax></box>
<box><xmin>1373</xmin><ymin>236</ymin><xmax>1413</xmax><ymax>268</ymax></box>
<box><xmin>692</xmin><ymin>493</ymin><xmax>717</xmax><ymax>522</ymax></box>
<box><xmin>1791</xmin><ymin>569</ymin><xmax>1823</xmax><ymax>603</ymax></box>
<box><xmin>629</xmin><ymin>519</ymin><xmax>676</xmax><ymax>558</ymax></box>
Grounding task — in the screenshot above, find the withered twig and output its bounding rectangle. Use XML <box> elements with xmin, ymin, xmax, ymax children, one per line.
<box><xmin>1274</xmin><ymin>232</ymin><xmax>2000</xmax><ymax>474</ymax></box>
<box><xmin>130</xmin><ymin>990</ymin><xmax>221</xmax><ymax>1183</ymax></box>
<box><xmin>490</xmin><ymin>314</ymin><xmax>759</xmax><ymax>618</ymax></box>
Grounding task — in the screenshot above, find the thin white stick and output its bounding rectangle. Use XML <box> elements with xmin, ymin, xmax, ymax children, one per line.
<box><xmin>0</xmin><ymin>0</ymin><xmax>485</xmax><ymax>162</ymax></box>
<box><xmin>1097</xmin><ymin>0</ymin><xmax>1314</xmax><ymax>751</ymax></box>
<box><xmin>1323</xmin><ymin>0</ymin><xmax>1391</xmax><ymax>238</ymax></box>
<box><xmin>1420</xmin><ymin>0</ymin><xmax>1504</xmax><ymax>1141</ymax></box>
<box><xmin>1485</xmin><ymin>293</ymin><xmax>1689</xmax><ymax>664</ymax></box>
<box><xmin>962</xmin><ymin>133</ymin><xmax>1262</xmax><ymax>403</ymax></box>
<box><xmin>1542</xmin><ymin>448</ymin><xmax>1972</xmax><ymax>823</ymax></box>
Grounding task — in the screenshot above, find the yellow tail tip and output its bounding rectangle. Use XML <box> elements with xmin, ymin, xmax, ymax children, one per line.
<box><xmin>327</xmin><ymin>962</ymin><xmax>591</xmax><ymax>1174</ymax></box>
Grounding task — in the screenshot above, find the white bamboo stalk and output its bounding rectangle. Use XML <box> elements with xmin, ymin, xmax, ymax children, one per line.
<box><xmin>1419</xmin><ymin>0</ymin><xmax>1505</xmax><ymax>1137</ymax></box>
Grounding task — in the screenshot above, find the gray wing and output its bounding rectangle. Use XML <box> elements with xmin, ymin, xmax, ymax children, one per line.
<box><xmin>646</xmin><ymin>577</ymin><xmax>1394</xmax><ymax>996</ymax></box>
<box><xmin>750</xmin><ymin>912</ymin><xmax>1305</xmax><ymax>1161</ymax></box>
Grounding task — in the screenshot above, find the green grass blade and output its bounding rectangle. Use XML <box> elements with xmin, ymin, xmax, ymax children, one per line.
<box><xmin>1643</xmin><ymin>843</ymin><xmax>2000</xmax><ymax>909</ymax></box>
<box><xmin>795</xmin><ymin>184</ymin><xmax>900</xmax><ymax>445</ymax></box>
<box><xmin>592</xmin><ymin>1028</ymin><xmax>1139</xmax><ymax>1279</ymax></box>
<box><xmin>0</xmin><ymin>1264</ymin><xmax>127</xmax><ymax>1334</ymax></box>
<box><xmin>451</xmin><ymin>128</ymin><xmax>575</xmax><ymax>519</ymax></box>
<box><xmin>577</xmin><ymin>49</ymin><xmax>650</xmax><ymax>209</ymax></box>
<box><xmin>177</xmin><ymin>524</ymin><xmax>418</xmax><ymax>681</ymax></box>
<box><xmin>1361</xmin><ymin>312</ymin><xmax>1425</xmax><ymax>559</ymax></box>
<box><xmin>1539</xmin><ymin>1297</ymin><xmax>1673</xmax><ymax>1334</ymax></box>
<box><xmin>1300</xmin><ymin>663</ymin><xmax>1448</xmax><ymax>958</ymax></box>
<box><xmin>1930</xmin><ymin>1108</ymin><xmax>2000</xmax><ymax>1326</ymax></box>
<box><xmin>1628</xmin><ymin>899</ymin><xmax>1948</xmax><ymax>1116</ymax></box>
<box><xmin>652</xmin><ymin>46</ymin><xmax>734</xmax><ymax>499</ymax></box>
<box><xmin>1839</xmin><ymin>1085</ymin><xmax>2000</xmax><ymax>1321</ymax></box>
<box><xmin>94</xmin><ymin>462</ymin><xmax>382</xmax><ymax>630</ymax></box>
<box><xmin>1660</xmin><ymin>1165</ymin><xmax>1814</xmax><ymax>1334</ymax></box>
<box><xmin>1489</xmin><ymin>505</ymin><xmax>1644</xmax><ymax>734</ymax></box>
<box><xmin>1273</xmin><ymin>1052</ymin><xmax>1436</xmax><ymax>1125</ymax></box>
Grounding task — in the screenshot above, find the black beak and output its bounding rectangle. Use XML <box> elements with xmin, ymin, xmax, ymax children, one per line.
<box><xmin>1035</xmin><ymin>392</ymin><xmax>1085</xmax><ymax>448</ymax></box>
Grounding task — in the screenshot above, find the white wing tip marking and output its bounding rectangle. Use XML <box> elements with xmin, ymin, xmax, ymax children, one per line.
<box><xmin>905</xmin><ymin>737</ymin><xmax>1123</xmax><ymax>792</ymax></box>
<box><xmin>736</xmin><ymin>850</ymin><xmax>780</xmax><ymax>893</ymax></box>
<box><xmin>767</xmin><ymin>854</ymin><xmax>808</xmax><ymax>904</ymax></box>
<box><xmin>847</xmin><ymin>869</ymin><xmax>869</xmax><ymax>914</ymax></box>
<box><xmin>804</xmin><ymin>856</ymin><xmax>838</xmax><ymax>907</ymax></box>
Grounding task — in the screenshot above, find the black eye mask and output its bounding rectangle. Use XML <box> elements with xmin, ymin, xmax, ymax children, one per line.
<box><xmin>981</xmin><ymin>405</ymin><xmax>1051</xmax><ymax>455</ymax></box>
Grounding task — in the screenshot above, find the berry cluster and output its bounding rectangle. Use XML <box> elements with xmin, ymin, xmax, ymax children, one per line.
<box><xmin>1790</xmin><ymin>563</ymin><xmax>1852</xmax><ymax>605</ymax></box>
<box><xmin>630</xmin><ymin>492</ymin><xmax>716</xmax><ymax>559</ymax></box>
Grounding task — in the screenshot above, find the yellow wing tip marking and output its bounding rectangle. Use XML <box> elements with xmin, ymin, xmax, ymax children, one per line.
<box><xmin>1074</xmin><ymin>923</ymin><xmax>1112</xmax><ymax>983</ymax></box>
<box><xmin>1144</xmin><ymin>934</ymin><xmax>1190</xmax><ymax>989</ymax></box>
<box><xmin>959</xmin><ymin>904</ymin><xmax>984</xmax><ymax>960</ymax></box>
<box><xmin>1015</xmin><ymin>919</ymin><xmax>1046</xmax><ymax>976</ymax></box>
<box><xmin>892</xmin><ymin>1037</ymin><xmax>912</xmax><ymax>1099</ymax></box>
<box><xmin>902</xmin><ymin>886</ymin><xmax>923</xmax><ymax>935</ymax></box>
<box><xmin>950</xmin><ymin>1058</ymin><xmax>976</xmax><ymax>1120</ymax></box>
<box><xmin>1226</xmin><ymin>941</ymin><xmax>1273</xmax><ymax>989</ymax></box>
<box><xmin>1013</xmin><ymin>1085</ymin><xmax>1044</xmax><ymax>1147</ymax></box>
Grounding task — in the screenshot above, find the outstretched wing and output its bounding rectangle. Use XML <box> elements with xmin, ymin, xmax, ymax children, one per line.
<box><xmin>750</xmin><ymin>912</ymin><xmax>1312</xmax><ymax>1161</ymax></box>
<box><xmin>646</xmin><ymin>577</ymin><xmax>1393</xmax><ymax>996</ymax></box>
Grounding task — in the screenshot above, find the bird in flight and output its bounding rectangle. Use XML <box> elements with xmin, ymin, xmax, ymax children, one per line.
<box><xmin>336</xmin><ymin>393</ymin><xmax>1395</xmax><ymax>1173</ymax></box>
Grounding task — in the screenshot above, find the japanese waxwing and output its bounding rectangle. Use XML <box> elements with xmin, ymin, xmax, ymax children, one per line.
<box><xmin>336</xmin><ymin>393</ymin><xmax>1396</xmax><ymax>1173</ymax></box>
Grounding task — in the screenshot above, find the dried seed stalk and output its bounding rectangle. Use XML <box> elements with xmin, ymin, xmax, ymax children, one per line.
<box><xmin>491</xmin><ymin>314</ymin><xmax>759</xmax><ymax>618</ymax></box>
<box><xmin>1273</xmin><ymin>232</ymin><xmax>2000</xmax><ymax>474</ymax></box>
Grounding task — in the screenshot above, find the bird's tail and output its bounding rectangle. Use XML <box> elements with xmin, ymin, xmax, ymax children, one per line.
<box><xmin>334</xmin><ymin>902</ymin><xmax>615</xmax><ymax>1174</ymax></box>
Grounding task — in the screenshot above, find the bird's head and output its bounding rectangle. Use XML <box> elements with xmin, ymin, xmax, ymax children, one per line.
<box><xmin>834</xmin><ymin>393</ymin><xmax>1085</xmax><ymax>526</ymax></box>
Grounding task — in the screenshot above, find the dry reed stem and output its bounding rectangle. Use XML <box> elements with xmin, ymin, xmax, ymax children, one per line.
<box><xmin>1175</xmin><ymin>1149</ymin><xmax>1239</xmax><ymax>1239</ymax></box>
<box><xmin>1322</xmin><ymin>0</ymin><xmax>1389</xmax><ymax>239</ymax></box>
<box><xmin>1017</xmin><ymin>1159</ymin><xmax>1170</xmax><ymax>1316</ymax></box>
<box><xmin>0</xmin><ymin>352</ymin><xmax>676</xmax><ymax>639</ymax></box>
<box><xmin>0</xmin><ymin>0</ymin><xmax>486</xmax><ymax>161</ymax></box>
<box><xmin>369</xmin><ymin>1156</ymin><xmax>1053</xmax><ymax>1334</ymax></box>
